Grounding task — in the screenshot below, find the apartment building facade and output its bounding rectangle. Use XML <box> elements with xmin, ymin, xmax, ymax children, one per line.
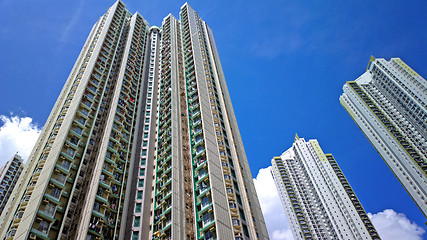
<box><xmin>340</xmin><ymin>57</ymin><xmax>427</xmax><ymax>217</ymax></box>
<box><xmin>0</xmin><ymin>2</ymin><xmax>268</xmax><ymax>240</ymax></box>
<box><xmin>271</xmin><ymin>136</ymin><xmax>379</xmax><ymax>239</ymax></box>
<box><xmin>0</xmin><ymin>154</ymin><xmax>24</xmax><ymax>216</ymax></box>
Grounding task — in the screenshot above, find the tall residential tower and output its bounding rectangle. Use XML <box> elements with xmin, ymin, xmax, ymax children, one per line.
<box><xmin>0</xmin><ymin>1</ymin><xmax>268</xmax><ymax>240</ymax></box>
<box><xmin>340</xmin><ymin>57</ymin><xmax>427</xmax><ymax>217</ymax></box>
<box><xmin>271</xmin><ymin>136</ymin><xmax>379</xmax><ymax>240</ymax></box>
<box><xmin>0</xmin><ymin>154</ymin><xmax>24</xmax><ymax>216</ymax></box>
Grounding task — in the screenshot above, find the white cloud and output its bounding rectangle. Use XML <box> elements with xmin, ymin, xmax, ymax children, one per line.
<box><xmin>254</xmin><ymin>167</ymin><xmax>294</xmax><ymax>240</ymax></box>
<box><xmin>369</xmin><ymin>209</ymin><xmax>425</xmax><ymax>240</ymax></box>
<box><xmin>0</xmin><ymin>114</ymin><xmax>41</xmax><ymax>167</ymax></box>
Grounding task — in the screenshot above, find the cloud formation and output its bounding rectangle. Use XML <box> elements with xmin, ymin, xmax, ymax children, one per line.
<box><xmin>0</xmin><ymin>114</ymin><xmax>41</xmax><ymax>167</ymax></box>
<box><xmin>369</xmin><ymin>209</ymin><xmax>425</xmax><ymax>240</ymax></box>
<box><xmin>253</xmin><ymin>167</ymin><xmax>294</xmax><ymax>240</ymax></box>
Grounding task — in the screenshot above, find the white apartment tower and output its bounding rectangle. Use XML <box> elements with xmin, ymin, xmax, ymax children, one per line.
<box><xmin>0</xmin><ymin>1</ymin><xmax>269</xmax><ymax>240</ymax></box>
<box><xmin>340</xmin><ymin>57</ymin><xmax>427</xmax><ymax>217</ymax></box>
<box><xmin>0</xmin><ymin>154</ymin><xmax>24</xmax><ymax>216</ymax></box>
<box><xmin>271</xmin><ymin>136</ymin><xmax>380</xmax><ymax>240</ymax></box>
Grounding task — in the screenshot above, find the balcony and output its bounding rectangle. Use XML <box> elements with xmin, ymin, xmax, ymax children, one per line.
<box><xmin>38</xmin><ymin>209</ymin><xmax>56</xmax><ymax>221</ymax></box>
<box><xmin>223</xmin><ymin>175</ymin><xmax>232</xmax><ymax>183</ymax></box>
<box><xmin>30</xmin><ymin>228</ymin><xmax>49</xmax><ymax>239</ymax></box>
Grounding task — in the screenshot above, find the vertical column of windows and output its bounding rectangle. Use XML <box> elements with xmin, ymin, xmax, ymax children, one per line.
<box><xmin>131</xmin><ymin>25</ymin><xmax>155</xmax><ymax>239</ymax></box>
<box><xmin>79</xmin><ymin>7</ymin><xmax>129</xmax><ymax>240</ymax></box>
<box><xmin>86</xmin><ymin>12</ymin><xmax>148</xmax><ymax>240</ymax></box>
<box><xmin>273</xmin><ymin>158</ymin><xmax>314</xmax><ymax>239</ymax></box>
<box><xmin>152</xmin><ymin>18</ymin><xmax>173</xmax><ymax>239</ymax></box>
<box><xmin>175</xmin><ymin>17</ymin><xmax>197</xmax><ymax>239</ymax></box>
<box><xmin>292</xmin><ymin>145</ymin><xmax>337</xmax><ymax>239</ymax></box>
<box><xmin>326</xmin><ymin>155</ymin><xmax>380</xmax><ymax>239</ymax></box>
<box><xmin>193</xmin><ymin>9</ymin><xmax>252</xmax><ymax>240</ymax></box>
<box><xmin>180</xmin><ymin>8</ymin><xmax>215</xmax><ymax>240</ymax></box>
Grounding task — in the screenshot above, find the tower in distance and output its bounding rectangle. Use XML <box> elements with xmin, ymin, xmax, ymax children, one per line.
<box><xmin>0</xmin><ymin>154</ymin><xmax>24</xmax><ymax>217</ymax></box>
<box><xmin>340</xmin><ymin>56</ymin><xmax>427</xmax><ymax>217</ymax></box>
<box><xmin>271</xmin><ymin>136</ymin><xmax>380</xmax><ymax>239</ymax></box>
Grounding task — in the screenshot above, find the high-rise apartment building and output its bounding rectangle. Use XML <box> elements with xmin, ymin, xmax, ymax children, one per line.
<box><xmin>271</xmin><ymin>136</ymin><xmax>379</xmax><ymax>240</ymax></box>
<box><xmin>0</xmin><ymin>1</ymin><xmax>268</xmax><ymax>240</ymax></box>
<box><xmin>340</xmin><ymin>57</ymin><xmax>427</xmax><ymax>217</ymax></box>
<box><xmin>0</xmin><ymin>154</ymin><xmax>24</xmax><ymax>216</ymax></box>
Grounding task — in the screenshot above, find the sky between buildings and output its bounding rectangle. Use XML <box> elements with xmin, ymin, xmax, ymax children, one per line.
<box><xmin>0</xmin><ymin>0</ymin><xmax>426</xmax><ymax>239</ymax></box>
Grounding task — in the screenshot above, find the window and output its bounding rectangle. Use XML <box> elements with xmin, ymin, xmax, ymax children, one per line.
<box><xmin>81</xmin><ymin>108</ymin><xmax>89</xmax><ymax>116</ymax></box>
<box><xmin>239</xmin><ymin>209</ymin><xmax>246</xmax><ymax>221</ymax></box>
<box><xmin>93</xmin><ymin>201</ymin><xmax>100</xmax><ymax>212</ymax></box>
<box><xmin>106</xmin><ymin>151</ymin><xmax>112</xmax><ymax>159</ymax></box>
<box><xmin>70</xmin><ymin>137</ymin><xmax>79</xmax><ymax>145</ymax></box>
<box><xmin>65</xmin><ymin>148</ymin><xmax>75</xmax><ymax>158</ymax></box>
<box><xmin>194</xmin><ymin>126</ymin><xmax>202</xmax><ymax>134</ymax></box>
<box><xmin>138</xmin><ymin>179</ymin><xmax>144</xmax><ymax>188</ymax></box>
<box><xmin>83</xmin><ymin>100</ymin><xmax>91</xmax><ymax>108</ymax></box>
<box><xmin>141</xmin><ymin>149</ymin><xmax>147</xmax><ymax>156</ymax></box>
<box><xmin>44</xmin><ymin>204</ymin><xmax>56</xmax><ymax>216</ymax></box>
<box><xmin>50</xmin><ymin>187</ymin><xmax>61</xmax><ymax>199</ymax></box>
<box><xmin>135</xmin><ymin>203</ymin><xmax>142</xmax><ymax>213</ymax></box>
<box><xmin>202</xmin><ymin>212</ymin><xmax>211</xmax><ymax>225</ymax></box>
<box><xmin>77</xmin><ymin>117</ymin><xmax>85</xmax><ymax>125</ymax></box>
<box><xmin>38</xmin><ymin>221</ymin><xmax>50</xmax><ymax>233</ymax></box>
<box><xmin>201</xmin><ymin>196</ymin><xmax>210</xmax><ymax>208</ymax></box>
<box><xmin>196</xmin><ymin>145</ymin><xmax>204</xmax><ymax>154</ymax></box>
<box><xmin>74</xmin><ymin>126</ymin><xmax>83</xmax><ymax>135</ymax></box>
<box><xmin>199</xmin><ymin>181</ymin><xmax>208</xmax><ymax>192</ymax></box>
<box><xmin>140</xmin><ymin>158</ymin><xmax>146</xmax><ymax>166</ymax></box>
<box><xmin>204</xmin><ymin>231</ymin><xmax>213</xmax><ymax>240</ymax></box>
<box><xmin>87</xmin><ymin>93</ymin><xmax>94</xmax><ymax>100</ymax></box>
<box><xmin>144</xmin><ymin>125</ymin><xmax>149</xmax><ymax>131</ymax></box>
<box><xmin>92</xmin><ymin>79</ymin><xmax>99</xmax><ymax>86</ymax></box>
<box><xmin>139</xmin><ymin>168</ymin><xmax>145</xmax><ymax>176</ymax></box>
<box><xmin>15</xmin><ymin>211</ymin><xmax>24</xmax><ymax>219</ymax></box>
<box><xmin>7</xmin><ymin>229</ymin><xmax>16</xmax><ymax>237</ymax></box>
<box><xmin>145</xmin><ymin>118</ymin><xmax>149</xmax><ymax>123</ymax></box>
<box><xmin>132</xmin><ymin>232</ymin><xmax>139</xmax><ymax>240</ymax></box>
<box><xmin>194</xmin><ymin>117</ymin><xmax>201</xmax><ymax>124</ymax></box>
<box><xmin>143</xmin><ymin>133</ymin><xmax>148</xmax><ymax>138</ymax></box>
<box><xmin>236</xmin><ymin>194</ymin><xmax>242</xmax><ymax>205</ymax></box>
<box><xmin>134</xmin><ymin>217</ymin><xmax>140</xmax><ymax>227</ymax></box>
<box><xmin>55</xmin><ymin>173</ymin><xmax>67</xmax><ymax>184</ymax></box>
<box><xmin>137</xmin><ymin>191</ymin><xmax>143</xmax><ymax>199</ymax></box>
<box><xmin>198</xmin><ymin>168</ymin><xmax>207</xmax><ymax>178</ymax></box>
<box><xmin>61</xmin><ymin>160</ymin><xmax>71</xmax><ymax>170</ymax></box>
<box><xmin>143</xmin><ymin>141</ymin><xmax>147</xmax><ymax>147</ymax></box>
<box><xmin>232</xmin><ymin>219</ymin><xmax>240</xmax><ymax>226</ymax></box>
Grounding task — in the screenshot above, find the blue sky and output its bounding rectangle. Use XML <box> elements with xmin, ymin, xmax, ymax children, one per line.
<box><xmin>0</xmin><ymin>0</ymin><xmax>426</xmax><ymax>239</ymax></box>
